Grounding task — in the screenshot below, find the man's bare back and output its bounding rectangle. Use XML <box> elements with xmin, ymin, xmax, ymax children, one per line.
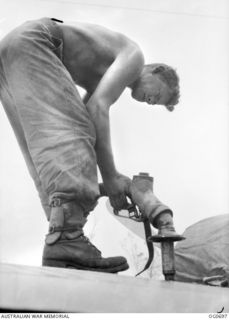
<box><xmin>60</xmin><ymin>22</ymin><xmax>138</xmax><ymax>94</ymax></box>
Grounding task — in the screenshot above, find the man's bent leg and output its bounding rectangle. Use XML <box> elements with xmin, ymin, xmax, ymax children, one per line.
<box><xmin>0</xmin><ymin>84</ymin><xmax>51</xmax><ymax>217</ymax></box>
<box><xmin>0</xmin><ymin>19</ymin><xmax>99</xmax><ymax>214</ymax></box>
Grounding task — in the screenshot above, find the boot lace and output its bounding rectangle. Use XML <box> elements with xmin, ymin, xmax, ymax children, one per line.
<box><xmin>80</xmin><ymin>235</ymin><xmax>101</xmax><ymax>254</ymax></box>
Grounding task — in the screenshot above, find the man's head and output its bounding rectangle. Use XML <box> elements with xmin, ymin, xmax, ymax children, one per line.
<box><xmin>130</xmin><ymin>63</ymin><xmax>180</xmax><ymax>111</ymax></box>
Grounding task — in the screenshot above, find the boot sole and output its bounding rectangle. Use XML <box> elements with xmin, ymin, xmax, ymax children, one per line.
<box><xmin>43</xmin><ymin>259</ymin><xmax>129</xmax><ymax>273</ymax></box>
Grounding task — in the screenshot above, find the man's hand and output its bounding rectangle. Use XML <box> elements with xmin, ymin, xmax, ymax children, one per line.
<box><xmin>103</xmin><ymin>173</ymin><xmax>132</xmax><ymax>211</ymax></box>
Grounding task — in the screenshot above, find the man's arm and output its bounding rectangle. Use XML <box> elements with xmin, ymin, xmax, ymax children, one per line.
<box><xmin>86</xmin><ymin>43</ymin><xmax>144</xmax><ymax>210</ymax></box>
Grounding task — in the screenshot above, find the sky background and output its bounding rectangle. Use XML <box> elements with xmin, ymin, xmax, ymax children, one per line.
<box><xmin>0</xmin><ymin>0</ymin><xmax>228</xmax><ymax>274</ymax></box>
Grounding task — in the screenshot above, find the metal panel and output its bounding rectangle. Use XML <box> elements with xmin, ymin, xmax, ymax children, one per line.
<box><xmin>0</xmin><ymin>263</ymin><xmax>228</xmax><ymax>313</ymax></box>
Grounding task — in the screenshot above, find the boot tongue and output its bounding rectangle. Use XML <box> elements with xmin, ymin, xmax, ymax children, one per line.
<box><xmin>62</xmin><ymin>229</ymin><xmax>84</xmax><ymax>240</ymax></box>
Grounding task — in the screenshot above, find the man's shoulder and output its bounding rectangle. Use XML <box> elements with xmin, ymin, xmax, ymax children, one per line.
<box><xmin>61</xmin><ymin>21</ymin><xmax>141</xmax><ymax>53</ymax></box>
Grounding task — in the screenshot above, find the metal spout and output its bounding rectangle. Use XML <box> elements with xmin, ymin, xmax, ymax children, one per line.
<box><xmin>150</xmin><ymin>231</ymin><xmax>185</xmax><ymax>281</ymax></box>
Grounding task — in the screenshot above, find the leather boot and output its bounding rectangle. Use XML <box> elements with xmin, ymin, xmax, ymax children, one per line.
<box><xmin>42</xmin><ymin>199</ymin><xmax>129</xmax><ymax>273</ymax></box>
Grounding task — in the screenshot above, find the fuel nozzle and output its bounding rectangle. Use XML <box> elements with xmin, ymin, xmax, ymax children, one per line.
<box><xmin>150</xmin><ymin>212</ymin><xmax>185</xmax><ymax>280</ymax></box>
<box><xmin>149</xmin><ymin>231</ymin><xmax>185</xmax><ymax>280</ymax></box>
<box><xmin>130</xmin><ymin>173</ymin><xmax>185</xmax><ymax>280</ymax></box>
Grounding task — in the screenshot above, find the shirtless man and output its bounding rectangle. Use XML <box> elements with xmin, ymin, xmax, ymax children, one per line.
<box><xmin>0</xmin><ymin>18</ymin><xmax>179</xmax><ymax>273</ymax></box>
